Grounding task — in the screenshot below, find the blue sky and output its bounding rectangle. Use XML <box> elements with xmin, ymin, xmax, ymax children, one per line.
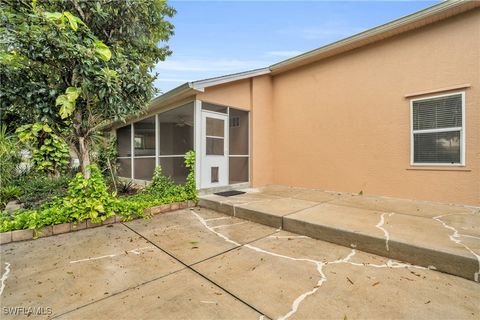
<box><xmin>154</xmin><ymin>0</ymin><xmax>439</xmax><ymax>92</ymax></box>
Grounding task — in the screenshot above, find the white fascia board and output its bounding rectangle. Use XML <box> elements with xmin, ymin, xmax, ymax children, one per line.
<box><xmin>190</xmin><ymin>68</ymin><xmax>271</xmax><ymax>91</ymax></box>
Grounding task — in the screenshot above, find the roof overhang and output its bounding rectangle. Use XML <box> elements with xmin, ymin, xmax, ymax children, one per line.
<box><xmin>270</xmin><ymin>0</ymin><xmax>480</xmax><ymax>74</ymax></box>
<box><xmin>104</xmin><ymin>68</ymin><xmax>271</xmax><ymax>130</ymax></box>
<box><xmin>189</xmin><ymin>67</ymin><xmax>271</xmax><ymax>91</ymax></box>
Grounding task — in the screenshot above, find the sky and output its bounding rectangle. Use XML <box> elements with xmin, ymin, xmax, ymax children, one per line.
<box><xmin>154</xmin><ymin>0</ymin><xmax>440</xmax><ymax>93</ymax></box>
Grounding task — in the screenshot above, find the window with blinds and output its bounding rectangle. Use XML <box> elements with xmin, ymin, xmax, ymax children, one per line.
<box><xmin>411</xmin><ymin>92</ymin><xmax>464</xmax><ymax>165</ymax></box>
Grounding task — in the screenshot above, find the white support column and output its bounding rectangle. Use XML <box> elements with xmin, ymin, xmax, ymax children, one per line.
<box><xmin>130</xmin><ymin>123</ymin><xmax>134</xmax><ymax>180</ymax></box>
<box><xmin>155</xmin><ymin>114</ymin><xmax>159</xmax><ymax>167</ymax></box>
<box><xmin>194</xmin><ymin>100</ymin><xmax>202</xmax><ymax>189</ymax></box>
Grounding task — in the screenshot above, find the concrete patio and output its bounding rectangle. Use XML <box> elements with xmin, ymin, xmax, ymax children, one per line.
<box><xmin>199</xmin><ymin>185</ymin><xmax>480</xmax><ymax>282</ymax></box>
<box><xmin>1</xmin><ymin>207</ymin><xmax>478</xmax><ymax>319</ymax></box>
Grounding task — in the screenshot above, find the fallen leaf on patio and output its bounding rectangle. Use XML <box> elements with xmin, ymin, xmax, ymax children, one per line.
<box><xmin>190</xmin><ymin>240</ymin><xmax>199</xmax><ymax>249</ymax></box>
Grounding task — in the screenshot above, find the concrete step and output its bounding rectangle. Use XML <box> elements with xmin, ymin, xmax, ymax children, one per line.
<box><xmin>199</xmin><ymin>192</ymin><xmax>480</xmax><ymax>282</ymax></box>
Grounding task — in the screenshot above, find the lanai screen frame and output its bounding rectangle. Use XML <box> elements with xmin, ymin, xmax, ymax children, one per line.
<box><xmin>116</xmin><ymin>101</ymin><xmax>195</xmax><ymax>184</ymax></box>
<box><xmin>196</xmin><ymin>100</ymin><xmax>251</xmax><ymax>187</ymax></box>
<box><xmin>115</xmin><ymin>99</ymin><xmax>251</xmax><ymax>187</ymax></box>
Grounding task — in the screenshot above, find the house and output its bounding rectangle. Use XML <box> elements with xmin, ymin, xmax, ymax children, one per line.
<box><xmin>109</xmin><ymin>1</ymin><xmax>480</xmax><ymax>206</ymax></box>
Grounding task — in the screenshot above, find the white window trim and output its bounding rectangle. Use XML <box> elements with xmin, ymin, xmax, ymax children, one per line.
<box><xmin>410</xmin><ymin>91</ymin><xmax>465</xmax><ymax>167</ymax></box>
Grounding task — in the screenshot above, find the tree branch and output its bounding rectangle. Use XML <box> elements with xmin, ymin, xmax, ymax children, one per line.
<box><xmin>72</xmin><ymin>0</ymin><xmax>86</xmax><ymax>21</ymax></box>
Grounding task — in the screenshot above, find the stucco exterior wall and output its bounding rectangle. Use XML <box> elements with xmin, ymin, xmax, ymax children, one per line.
<box><xmin>196</xmin><ymin>79</ymin><xmax>252</xmax><ymax>110</ymax></box>
<box><xmin>251</xmin><ymin>75</ymin><xmax>274</xmax><ymax>187</ymax></box>
<box><xmin>271</xmin><ymin>9</ymin><xmax>480</xmax><ymax>205</ymax></box>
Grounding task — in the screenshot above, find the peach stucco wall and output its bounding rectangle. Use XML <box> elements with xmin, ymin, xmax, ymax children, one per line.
<box><xmin>251</xmin><ymin>76</ymin><xmax>274</xmax><ymax>186</ymax></box>
<box><xmin>196</xmin><ymin>79</ymin><xmax>252</xmax><ymax>110</ymax></box>
<box><xmin>271</xmin><ymin>9</ymin><xmax>479</xmax><ymax>205</ymax></box>
<box><xmin>197</xmin><ymin>9</ymin><xmax>479</xmax><ymax>205</ymax></box>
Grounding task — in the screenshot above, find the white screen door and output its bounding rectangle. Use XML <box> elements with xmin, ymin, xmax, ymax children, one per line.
<box><xmin>201</xmin><ymin>111</ymin><xmax>229</xmax><ymax>188</ymax></box>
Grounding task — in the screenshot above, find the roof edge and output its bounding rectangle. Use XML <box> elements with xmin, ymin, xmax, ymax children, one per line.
<box><xmin>190</xmin><ymin>67</ymin><xmax>271</xmax><ymax>90</ymax></box>
<box><xmin>270</xmin><ymin>0</ymin><xmax>479</xmax><ymax>73</ymax></box>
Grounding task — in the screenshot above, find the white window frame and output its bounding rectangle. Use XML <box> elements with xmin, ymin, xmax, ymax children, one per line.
<box><xmin>410</xmin><ymin>91</ymin><xmax>465</xmax><ymax>166</ymax></box>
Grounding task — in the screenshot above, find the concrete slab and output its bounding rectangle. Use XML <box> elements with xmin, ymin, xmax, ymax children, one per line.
<box><xmin>259</xmin><ymin>185</ymin><xmax>309</xmax><ymax>198</ymax></box>
<box><xmin>330</xmin><ymin>194</ymin><xmax>477</xmax><ymax>218</ymax></box>
<box><xmin>289</xmin><ymin>188</ymin><xmax>340</xmax><ymax>203</ymax></box>
<box><xmin>284</xmin><ymin>204</ymin><xmax>480</xmax><ymax>281</ymax></box>
<box><xmin>199</xmin><ymin>192</ymin><xmax>282</xmax><ymax>216</ymax></box>
<box><xmin>200</xmin><ymin>186</ymin><xmax>480</xmax><ymax>281</ymax></box>
<box><xmin>234</xmin><ymin>198</ymin><xmax>317</xmax><ymax>228</ymax></box>
<box><xmin>0</xmin><ymin>224</ymin><xmax>183</xmax><ymax>318</ymax></box>
<box><xmin>125</xmin><ymin>208</ymin><xmax>275</xmax><ymax>265</ymax></box>
<box><xmin>57</xmin><ymin>269</ymin><xmax>262</xmax><ymax>320</ymax></box>
<box><xmin>193</xmin><ymin>230</ymin><xmax>479</xmax><ymax>320</ymax></box>
<box><xmin>1</xmin><ymin>208</ymin><xmax>479</xmax><ymax>319</ymax></box>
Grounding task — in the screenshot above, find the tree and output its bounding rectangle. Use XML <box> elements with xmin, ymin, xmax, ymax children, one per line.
<box><xmin>0</xmin><ymin>0</ymin><xmax>175</xmax><ymax>178</ymax></box>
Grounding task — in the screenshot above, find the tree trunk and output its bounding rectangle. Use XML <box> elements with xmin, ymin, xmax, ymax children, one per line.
<box><xmin>78</xmin><ymin>137</ymin><xmax>91</xmax><ymax>179</ymax></box>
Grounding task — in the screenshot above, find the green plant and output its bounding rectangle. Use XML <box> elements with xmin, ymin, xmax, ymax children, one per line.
<box><xmin>16</xmin><ymin>122</ymin><xmax>70</xmax><ymax>176</ymax></box>
<box><xmin>0</xmin><ymin>151</ymin><xmax>197</xmax><ymax>233</ymax></box>
<box><xmin>14</xmin><ymin>173</ymin><xmax>71</xmax><ymax>209</ymax></box>
<box><xmin>0</xmin><ymin>185</ymin><xmax>21</xmax><ymax>208</ymax></box>
<box><xmin>91</xmin><ymin>134</ymin><xmax>118</xmax><ymax>191</ymax></box>
<box><xmin>118</xmin><ymin>179</ymin><xmax>135</xmax><ymax>195</ymax></box>
<box><xmin>0</xmin><ymin>164</ymin><xmax>138</xmax><ymax>232</ymax></box>
<box><xmin>184</xmin><ymin>150</ymin><xmax>197</xmax><ymax>201</ymax></box>
<box><xmin>123</xmin><ymin>151</ymin><xmax>197</xmax><ymax>208</ymax></box>
<box><xmin>1</xmin><ymin>1</ymin><xmax>175</xmax><ymax>178</ymax></box>
<box><xmin>0</xmin><ymin>124</ymin><xmax>23</xmax><ymax>186</ymax></box>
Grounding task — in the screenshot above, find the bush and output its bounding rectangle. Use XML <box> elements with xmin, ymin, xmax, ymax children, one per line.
<box><xmin>16</xmin><ymin>123</ymin><xmax>70</xmax><ymax>176</ymax></box>
<box><xmin>0</xmin><ymin>185</ymin><xmax>21</xmax><ymax>208</ymax></box>
<box><xmin>123</xmin><ymin>150</ymin><xmax>197</xmax><ymax>208</ymax></box>
<box><xmin>0</xmin><ymin>165</ymin><xmax>119</xmax><ymax>232</ymax></box>
<box><xmin>0</xmin><ymin>124</ymin><xmax>23</xmax><ymax>186</ymax></box>
<box><xmin>0</xmin><ymin>151</ymin><xmax>198</xmax><ymax>232</ymax></box>
<box><xmin>12</xmin><ymin>173</ymin><xmax>72</xmax><ymax>209</ymax></box>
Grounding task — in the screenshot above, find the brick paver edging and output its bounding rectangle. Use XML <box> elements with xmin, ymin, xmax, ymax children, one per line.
<box><xmin>0</xmin><ymin>200</ymin><xmax>196</xmax><ymax>244</ymax></box>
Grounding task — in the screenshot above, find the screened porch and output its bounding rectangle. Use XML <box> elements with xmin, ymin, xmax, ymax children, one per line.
<box><xmin>115</xmin><ymin>101</ymin><xmax>250</xmax><ymax>189</ymax></box>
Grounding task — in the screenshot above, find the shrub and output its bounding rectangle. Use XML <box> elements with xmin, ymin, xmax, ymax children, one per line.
<box><xmin>0</xmin><ymin>151</ymin><xmax>197</xmax><ymax>232</ymax></box>
<box><xmin>124</xmin><ymin>151</ymin><xmax>197</xmax><ymax>209</ymax></box>
<box><xmin>0</xmin><ymin>124</ymin><xmax>23</xmax><ymax>186</ymax></box>
<box><xmin>0</xmin><ymin>185</ymin><xmax>21</xmax><ymax>208</ymax></box>
<box><xmin>16</xmin><ymin>123</ymin><xmax>70</xmax><ymax>176</ymax></box>
<box><xmin>13</xmin><ymin>173</ymin><xmax>71</xmax><ymax>209</ymax></box>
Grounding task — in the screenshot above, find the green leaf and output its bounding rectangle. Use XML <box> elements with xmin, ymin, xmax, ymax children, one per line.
<box><xmin>43</xmin><ymin>124</ymin><xmax>52</xmax><ymax>133</ymax></box>
<box><xmin>56</xmin><ymin>87</ymin><xmax>81</xmax><ymax>119</ymax></box>
<box><xmin>56</xmin><ymin>95</ymin><xmax>74</xmax><ymax>119</ymax></box>
<box><xmin>94</xmin><ymin>40</ymin><xmax>112</xmax><ymax>61</ymax></box>
<box><xmin>44</xmin><ymin>12</ymin><xmax>63</xmax><ymax>21</ymax></box>
<box><xmin>65</xmin><ymin>87</ymin><xmax>81</xmax><ymax>100</ymax></box>
<box><xmin>63</xmin><ymin>12</ymin><xmax>78</xmax><ymax>31</ymax></box>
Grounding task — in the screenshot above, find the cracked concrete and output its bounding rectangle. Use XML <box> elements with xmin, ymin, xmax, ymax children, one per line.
<box><xmin>199</xmin><ymin>185</ymin><xmax>480</xmax><ymax>281</ymax></box>
<box><xmin>1</xmin><ymin>207</ymin><xmax>479</xmax><ymax>319</ymax></box>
